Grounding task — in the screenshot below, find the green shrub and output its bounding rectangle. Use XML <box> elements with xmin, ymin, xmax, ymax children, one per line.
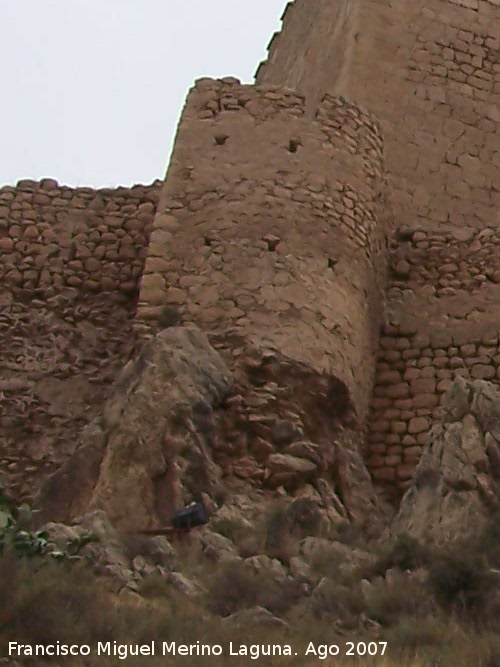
<box><xmin>385</xmin><ymin>615</ymin><xmax>448</xmax><ymax>650</ymax></box>
<box><xmin>428</xmin><ymin>551</ymin><xmax>495</xmax><ymax>615</ymax></box>
<box><xmin>479</xmin><ymin>510</ymin><xmax>500</xmax><ymax>568</ymax></box>
<box><xmin>365</xmin><ymin>573</ymin><xmax>436</xmax><ymax>626</ymax></box>
<box><xmin>0</xmin><ymin>482</ymin><xmax>48</xmax><ymax>557</ymax></box>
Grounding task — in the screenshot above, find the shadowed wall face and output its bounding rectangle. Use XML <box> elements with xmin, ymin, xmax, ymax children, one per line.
<box><xmin>137</xmin><ymin>78</ymin><xmax>389</xmax><ymax>423</ymax></box>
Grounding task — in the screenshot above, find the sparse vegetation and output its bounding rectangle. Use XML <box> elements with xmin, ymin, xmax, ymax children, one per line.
<box><xmin>363</xmin><ymin>571</ymin><xmax>436</xmax><ymax>626</ymax></box>
<box><xmin>205</xmin><ymin>559</ymin><xmax>302</xmax><ymax>617</ymax></box>
<box><xmin>2</xmin><ymin>484</ymin><xmax>500</xmax><ymax>666</ymax></box>
<box><xmin>0</xmin><ymin>481</ymin><xmax>49</xmax><ymax>557</ymax></box>
<box><xmin>428</xmin><ymin>549</ymin><xmax>495</xmax><ymax>616</ymax></box>
<box><xmin>1</xmin><ymin>540</ymin><xmax>500</xmax><ymax>667</ymax></box>
<box><xmin>376</xmin><ymin>532</ymin><xmax>430</xmax><ymax>573</ymax></box>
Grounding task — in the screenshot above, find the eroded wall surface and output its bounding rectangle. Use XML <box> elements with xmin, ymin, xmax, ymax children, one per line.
<box><xmin>137</xmin><ymin>78</ymin><xmax>390</xmax><ymax>423</ymax></box>
<box><xmin>0</xmin><ymin>179</ymin><xmax>161</xmax><ymax>500</ymax></box>
<box><xmin>257</xmin><ymin>0</ymin><xmax>499</xmax><ymax>234</ymax></box>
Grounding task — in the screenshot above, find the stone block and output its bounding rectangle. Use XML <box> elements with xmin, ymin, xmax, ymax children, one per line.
<box><xmin>470</xmin><ymin>364</ymin><xmax>495</xmax><ymax>380</ymax></box>
<box><xmin>413</xmin><ymin>393</ymin><xmax>439</xmax><ymax>408</ymax></box>
<box><xmin>390</xmin><ymin>421</ymin><xmax>407</xmax><ymax>434</ymax></box>
<box><xmin>408</xmin><ymin>417</ymin><xmax>430</xmax><ymax>434</ymax></box>
<box><xmin>396</xmin><ymin>464</ymin><xmax>415</xmax><ymax>481</ymax></box>
<box><xmin>372</xmin><ymin>467</ymin><xmax>396</xmax><ymax>482</ymax></box>
<box><xmin>385</xmin><ymin>383</ymin><xmax>410</xmax><ymax>399</ymax></box>
<box><xmin>410</xmin><ymin>378</ymin><xmax>436</xmax><ymax>394</ymax></box>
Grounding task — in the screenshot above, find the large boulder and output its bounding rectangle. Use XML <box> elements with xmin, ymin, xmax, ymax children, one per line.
<box><xmin>393</xmin><ymin>377</ymin><xmax>500</xmax><ymax>546</ymax></box>
<box><xmin>37</xmin><ymin>327</ymin><xmax>232</xmax><ymax>531</ymax></box>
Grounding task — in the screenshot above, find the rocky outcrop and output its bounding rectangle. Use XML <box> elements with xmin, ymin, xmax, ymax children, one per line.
<box><xmin>40</xmin><ymin>509</ymin><xmax>174</xmax><ymax>591</ymax></box>
<box><xmin>37</xmin><ymin>324</ymin><xmax>386</xmax><ymax>536</ymax></box>
<box><xmin>393</xmin><ymin>377</ymin><xmax>500</xmax><ymax>545</ymax></box>
<box><xmin>37</xmin><ymin>326</ymin><xmax>232</xmax><ymax>531</ymax></box>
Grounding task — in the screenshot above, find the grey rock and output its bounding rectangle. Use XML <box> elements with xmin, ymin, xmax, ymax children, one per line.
<box><xmin>244</xmin><ymin>555</ymin><xmax>288</xmax><ymax>583</ymax></box>
<box><xmin>267</xmin><ymin>453</ymin><xmax>317</xmax><ymax>475</ymax></box>
<box><xmin>289</xmin><ymin>556</ymin><xmax>313</xmax><ymax>583</ymax></box>
<box><xmin>38</xmin><ymin>327</ymin><xmax>232</xmax><ymax>531</ymax></box>
<box><xmin>132</xmin><ymin>555</ymin><xmax>157</xmax><ymax>577</ymax></box>
<box><xmin>271</xmin><ymin>419</ymin><xmax>302</xmax><ymax>445</ymax></box>
<box><xmin>393</xmin><ymin>378</ymin><xmax>500</xmax><ymax>545</ymax></box>
<box><xmin>168</xmin><ymin>571</ymin><xmax>202</xmax><ymax>598</ymax></box>
<box><xmin>222</xmin><ymin>606</ymin><xmax>288</xmax><ymax>629</ymax></box>
<box><xmin>486</xmin><ymin>433</ymin><xmax>500</xmax><ymax>478</ymax></box>
<box><xmin>284</xmin><ymin>440</ymin><xmax>326</xmax><ymax>466</ymax></box>
<box><xmin>202</xmin><ymin>532</ymin><xmax>239</xmax><ymax>562</ymax></box>
<box><xmin>442</xmin><ymin>375</ymin><xmax>471</xmax><ymax>423</ymax></box>
<box><xmin>142</xmin><ymin>535</ymin><xmax>175</xmax><ymax>567</ymax></box>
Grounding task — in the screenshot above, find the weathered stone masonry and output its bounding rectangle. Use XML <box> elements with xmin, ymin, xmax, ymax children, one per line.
<box><xmin>136</xmin><ymin>79</ymin><xmax>390</xmax><ymax>426</ymax></box>
<box><xmin>0</xmin><ymin>179</ymin><xmax>160</xmax><ymax>299</ymax></box>
<box><xmin>255</xmin><ymin>0</ymin><xmax>499</xmax><ymax>499</ymax></box>
<box><xmin>0</xmin><ymin>179</ymin><xmax>161</xmax><ymax>500</ymax></box>
<box><xmin>1</xmin><ymin>0</ymin><xmax>498</xmax><ymax>503</ymax></box>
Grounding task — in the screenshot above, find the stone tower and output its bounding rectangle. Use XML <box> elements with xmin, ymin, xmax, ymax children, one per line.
<box><xmin>136</xmin><ymin>77</ymin><xmax>390</xmax><ymax>427</ymax></box>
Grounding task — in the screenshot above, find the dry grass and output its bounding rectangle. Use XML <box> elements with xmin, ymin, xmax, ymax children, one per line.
<box><xmin>2</xmin><ymin>515</ymin><xmax>500</xmax><ymax>667</ymax></box>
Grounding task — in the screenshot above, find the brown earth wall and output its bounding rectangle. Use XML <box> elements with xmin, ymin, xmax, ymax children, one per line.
<box><xmin>0</xmin><ymin>178</ymin><xmax>161</xmax><ymax>299</ymax></box>
<box><xmin>137</xmin><ymin>78</ymin><xmax>390</xmax><ymax>424</ymax></box>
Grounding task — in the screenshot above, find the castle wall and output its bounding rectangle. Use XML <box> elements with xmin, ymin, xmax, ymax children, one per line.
<box><xmin>368</xmin><ymin>224</ymin><xmax>500</xmax><ymax>498</ymax></box>
<box><xmin>256</xmin><ymin>0</ymin><xmax>358</xmax><ymax>113</ymax></box>
<box><xmin>137</xmin><ymin>78</ymin><xmax>389</xmax><ymax>423</ymax></box>
<box><xmin>0</xmin><ymin>179</ymin><xmax>160</xmax><ymax>299</ymax></box>
<box><xmin>352</xmin><ymin>0</ymin><xmax>500</xmax><ymax>496</ymax></box>
<box><xmin>256</xmin><ymin>0</ymin><xmax>499</xmax><ymax>495</ymax></box>
<box><xmin>257</xmin><ymin>0</ymin><xmax>499</xmax><ymax>234</ymax></box>
<box><xmin>343</xmin><ymin>0</ymin><xmax>499</xmax><ymax>234</ymax></box>
<box><xmin>3</xmin><ymin>1</ymin><xmax>496</xmax><ymax>498</ymax></box>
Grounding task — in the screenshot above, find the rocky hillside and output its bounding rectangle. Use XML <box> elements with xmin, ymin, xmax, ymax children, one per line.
<box><xmin>1</xmin><ymin>321</ymin><xmax>500</xmax><ymax>663</ymax></box>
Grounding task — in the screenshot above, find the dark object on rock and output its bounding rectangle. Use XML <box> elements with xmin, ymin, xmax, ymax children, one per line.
<box><xmin>157</xmin><ymin>305</ymin><xmax>181</xmax><ymax>328</ymax></box>
<box><xmin>171</xmin><ymin>502</ymin><xmax>208</xmax><ymax>530</ymax></box>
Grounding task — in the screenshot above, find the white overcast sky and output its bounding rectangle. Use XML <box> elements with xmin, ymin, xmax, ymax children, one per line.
<box><xmin>0</xmin><ymin>0</ymin><xmax>287</xmax><ymax>188</ymax></box>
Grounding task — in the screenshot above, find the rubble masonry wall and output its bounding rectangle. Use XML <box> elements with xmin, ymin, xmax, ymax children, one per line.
<box><xmin>0</xmin><ymin>179</ymin><xmax>160</xmax><ymax>299</ymax></box>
